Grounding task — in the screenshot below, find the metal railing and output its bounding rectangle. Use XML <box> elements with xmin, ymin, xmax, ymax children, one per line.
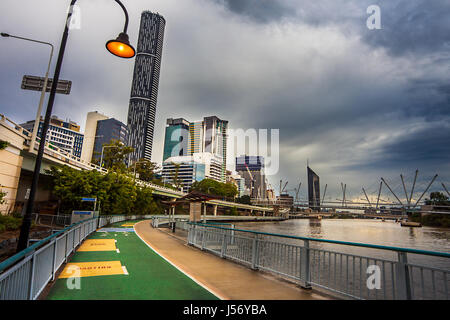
<box><xmin>31</xmin><ymin>213</ymin><xmax>72</xmax><ymax>228</ymax></box>
<box><xmin>187</xmin><ymin>223</ymin><xmax>450</xmax><ymax>300</ymax></box>
<box><xmin>0</xmin><ymin>214</ymin><xmax>153</xmax><ymax>300</ymax></box>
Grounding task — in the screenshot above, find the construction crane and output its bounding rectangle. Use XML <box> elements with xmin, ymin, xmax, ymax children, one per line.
<box><xmin>245</xmin><ymin>164</ymin><xmax>258</xmax><ymax>198</ymax></box>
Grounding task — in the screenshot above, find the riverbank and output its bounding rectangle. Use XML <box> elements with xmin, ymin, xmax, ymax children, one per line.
<box><xmin>409</xmin><ymin>213</ymin><xmax>450</xmax><ymax>228</ymax></box>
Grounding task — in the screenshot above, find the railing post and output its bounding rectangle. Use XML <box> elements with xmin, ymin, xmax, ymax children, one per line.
<box><xmin>396</xmin><ymin>252</ymin><xmax>412</xmax><ymax>300</ymax></box>
<box><xmin>231</xmin><ymin>224</ymin><xmax>235</xmax><ymax>245</ymax></box>
<box><xmin>251</xmin><ymin>235</ymin><xmax>259</xmax><ymax>270</ymax></box>
<box><xmin>27</xmin><ymin>252</ymin><xmax>36</xmax><ymax>300</ymax></box>
<box><xmin>201</xmin><ymin>227</ymin><xmax>206</xmax><ymax>250</ymax></box>
<box><xmin>300</xmin><ymin>240</ymin><xmax>312</xmax><ymax>289</ymax></box>
<box><xmin>221</xmin><ymin>233</ymin><xmax>227</xmax><ymax>258</ymax></box>
<box><xmin>51</xmin><ymin>238</ymin><xmax>57</xmax><ymax>281</ymax></box>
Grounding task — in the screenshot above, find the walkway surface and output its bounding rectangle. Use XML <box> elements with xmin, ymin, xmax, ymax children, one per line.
<box><xmin>134</xmin><ymin>221</ymin><xmax>328</xmax><ymax>300</ymax></box>
<box><xmin>45</xmin><ymin>220</ymin><xmax>217</xmax><ymax>300</ymax></box>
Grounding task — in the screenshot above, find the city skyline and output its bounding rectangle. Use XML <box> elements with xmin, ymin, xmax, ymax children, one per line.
<box><xmin>1</xmin><ymin>0</ymin><xmax>449</xmax><ymax>200</ymax></box>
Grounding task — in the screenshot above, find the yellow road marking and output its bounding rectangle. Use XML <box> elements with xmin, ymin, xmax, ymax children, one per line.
<box><xmin>58</xmin><ymin>261</ymin><xmax>127</xmax><ymax>278</ymax></box>
<box><xmin>77</xmin><ymin>239</ymin><xmax>117</xmax><ymax>252</ymax></box>
<box><xmin>121</xmin><ymin>223</ymin><xmax>135</xmax><ymax>227</ymax></box>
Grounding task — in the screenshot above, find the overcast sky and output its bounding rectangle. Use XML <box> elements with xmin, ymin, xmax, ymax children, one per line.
<box><xmin>1</xmin><ymin>0</ymin><xmax>449</xmax><ymax>203</ymax></box>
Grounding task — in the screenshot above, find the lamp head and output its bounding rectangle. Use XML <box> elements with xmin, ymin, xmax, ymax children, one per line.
<box><xmin>106</xmin><ymin>32</ymin><xmax>135</xmax><ymax>58</ymax></box>
<box><xmin>1</xmin><ymin>33</ymin><xmax>11</xmax><ymax>37</ymax></box>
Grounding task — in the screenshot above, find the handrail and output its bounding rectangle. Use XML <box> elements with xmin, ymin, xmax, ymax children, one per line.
<box><xmin>188</xmin><ymin>222</ymin><xmax>450</xmax><ymax>259</ymax></box>
<box><xmin>0</xmin><ymin>216</ymin><xmax>97</xmax><ymax>273</ymax></box>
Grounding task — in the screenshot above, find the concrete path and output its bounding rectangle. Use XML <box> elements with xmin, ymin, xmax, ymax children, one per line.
<box><xmin>134</xmin><ymin>221</ymin><xmax>329</xmax><ymax>300</ymax></box>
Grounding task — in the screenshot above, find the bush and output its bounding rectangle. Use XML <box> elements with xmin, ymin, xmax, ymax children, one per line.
<box><xmin>0</xmin><ymin>215</ymin><xmax>23</xmax><ymax>231</ymax></box>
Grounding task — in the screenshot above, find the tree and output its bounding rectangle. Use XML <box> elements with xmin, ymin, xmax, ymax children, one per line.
<box><xmin>46</xmin><ymin>165</ymin><xmax>163</xmax><ymax>216</ymax></box>
<box><xmin>191</xmin><ymin>179</ymin><xmax>238</xmax><ymax>198</ymax></box>
<box><xmin>237</xmin><ymin>195</ymin><xmax>251</xmax><ymax>205</ymax></box>
<box><xmin>425</xmin><ymin>192</ymin><xmax>450</xmax><ymax>206</ymax></box>
<box><xmin>97</xmin><ymin>139</ymin><xmax>134</xmax><ymax>172</ymax></box>
<box><xmin>132</xmin><ymin>158</ymin><xmax>159</xmax><ymax>182</ymax></box>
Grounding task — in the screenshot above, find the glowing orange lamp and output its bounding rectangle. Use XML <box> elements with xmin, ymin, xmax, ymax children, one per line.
<box><xmin>106</xmin><ymin>32</ymin><xmax>135</xmax><ymax>58</ymax></box>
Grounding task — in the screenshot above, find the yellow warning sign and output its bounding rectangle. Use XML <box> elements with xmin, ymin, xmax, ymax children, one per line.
<box><xmin>58</xmin><ymin>261</ymin><xmax>126</xmax><ymax>278</ymax></box>
<box><xmin>121</xmin><ymin>223</ymin><xmax>135</xmax><ymax>227</ymax></box>
<box><xmin>77</xmin><ymin>239</ymin><xmax>117</xmax><ymax>252</ymax></box>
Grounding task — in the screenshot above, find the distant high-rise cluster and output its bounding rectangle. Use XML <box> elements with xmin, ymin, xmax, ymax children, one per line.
<box><xmin>235</xmin><ymin>155</ymin><xmax>267</xmax><ymax>199</ymax></box>
<box><xmin>162</xmin><ymin>116</ymin><xmax>228</xmax><ymax>190</ymax></box>
<box><xmin>127</xmin><ymin>11</ymin><xmax>166</xmax><ymax>163</ymax></box>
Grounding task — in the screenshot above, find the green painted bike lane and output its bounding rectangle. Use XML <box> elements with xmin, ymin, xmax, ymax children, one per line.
<box><xmin>46</xmin><ymin>220</ymin><xmax>218</xmax><ymax>300</ymax></box>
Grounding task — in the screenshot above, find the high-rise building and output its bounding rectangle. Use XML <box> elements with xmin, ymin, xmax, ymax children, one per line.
<box><xmin>163</xmin><ymin>118</ymin><xmax>190</xmax><ymax>162</ymax></box>
<box><xmin>236</xmin><ymin>155</ymin><xmax>266</xmax><ymax>199</ymax></box>
<box><xmin>81</xmin><ymin>111</ymin><xmax>108</xmax><ymax>163</ymax></box>
<box><xmin>203</xmin><ymin>116</ymin><xmax>228</xmax><ymax>180</ymax></box>
<box><xmin>307</xmin><ymin>166</ymin><xmax>321</xmax><ymax>210</ymax></box>
<box><xmin>127</xmin><ymin>11</ymin><xmax>166</xmax><ymax>163</ymax></box>
<box><xmin>92</xmin><ymin>118</ymin><xmax>129</xmax><ymax>163</ymax></box>
<box><xmin>20</xmin><ymin>116</ymin><xmax>84</xmax><ymax>158</ymax></box>
<box><xmin>163</xmin><ymin>116</ymin><xmax>228</xmax><ymax>182</ymax></box>
<box><xmin>162</xmin><ymin>153</ymin><xmax>223</xmax><ymax>192</ymax></box>
<box><xmin>227</xmin><ymin>173</ymin><xmax>246</xmax><ymax>197</ymax></box>
<box><xmin>81</xmin><ymin>111</ymin><xmax>128</xmax><ymax>163</ymax></box>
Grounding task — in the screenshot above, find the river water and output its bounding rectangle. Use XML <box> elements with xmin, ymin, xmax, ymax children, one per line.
<box><xmin>231</xmin><ymin>218</ymin><xmax>450</xmax><ymax>299</ymax></box>
<box><xmin>234</xmin><ymin>219</ymin><xmax>450</xmax><ymax>254</ymax></box>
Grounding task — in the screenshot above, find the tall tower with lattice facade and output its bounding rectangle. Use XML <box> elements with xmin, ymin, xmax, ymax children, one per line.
<box><xmin>127</xmin><ymin>11</ymin><xmax>165</xmax><ymax>163</ymax></box>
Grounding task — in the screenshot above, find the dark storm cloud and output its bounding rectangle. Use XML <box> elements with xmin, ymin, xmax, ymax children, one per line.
<box><xmin>214</xmin><ymin>0</ymin><xmax>450</xmax><ymax>57</ymax></box>
<box><xmin>1</xmin><ymin>0</ymin><xmax>449</xmax><ymax>200</ymax></box>
<box><xmin>362</xmin><ymin>0</ymin><xmax>450</xmax><ymax>56</ymax></box>
<box><xmin>213</xmin><ymin>0</ymin><xmax>294</xmax><ymax>23</ymax></box>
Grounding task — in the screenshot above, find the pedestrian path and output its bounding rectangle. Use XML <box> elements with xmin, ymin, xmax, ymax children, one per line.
<box><xmin>134</xmin><ymin>221</ymin><xmax>329</xmax><ymax>300</ymax></box>
<box><xmin>46</xmin><ymin>220</ymin><xmax>218</xmax><ymax>300</ymax></box>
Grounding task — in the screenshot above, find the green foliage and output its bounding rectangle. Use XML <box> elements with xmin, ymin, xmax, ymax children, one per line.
<box><xmin>0</xmin><ymin>215</ymin><xmax>22</xmax><ymax>232</ymax></box>
<box><xmin>0</xmin><ymin>188</ymin><xmax>6</xmax><ymax>205</ymax></box>
<box><xmin>46</xmin><ymin>165</ymin><xmax>162</xmax><ymax>215</ymax></box>
<box><xmin>425</xmin><ymin>192</ymin><xmax>450</xmax><ymax>206</ymax></box>
<box><xmin>97</xmin><ymin>139</ymin><xmax>134</xmax><ymax>172</ymax></box>
<box><xmin>131</xmin><ymin>158</ymin><xmax>159</xmax><ymax>183</ymax></box>
<box><xmin>191</xmin><ymin>179</ymin><xmax>238</xmax><ymax>198</ymax></box>
<box><xmin>230</xmin><ymin>207</ymin><xmax>238</xmax><ymax>216</ymax></box>
<box><xmin>0</xmin><ymin>140</ymin><xmax>7</xmax><ymax>150</ymax></box>
<box><xmin>236</xmin><ymin>195</ymin><xmax>251</xmax><ymax>205</ymax></box>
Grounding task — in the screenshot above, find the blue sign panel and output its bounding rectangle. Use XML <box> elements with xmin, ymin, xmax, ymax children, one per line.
<box><xmin>73</xmin><ymin>211</ymin><xmax>92</xmax><ymax>215</ymax></box>
<box><xmin>81</xmin><ymin>197</ymin><xmax>97</xmax><ymax>202</ymax></box>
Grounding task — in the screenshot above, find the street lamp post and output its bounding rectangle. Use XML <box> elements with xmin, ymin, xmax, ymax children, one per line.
<box><xmin>100</xmin><ymin>145</ymin><xmax>119</xmax><ymax>168</ymax></box>
<box><xmin>16</xmin><ymin>0</ymin><xmax>136</xmax><ymax>252</ymax></box>
<box><xmin>0</xmin><ymin>33</ymin><xmax>54</xmax><ymax>151</ymax></box>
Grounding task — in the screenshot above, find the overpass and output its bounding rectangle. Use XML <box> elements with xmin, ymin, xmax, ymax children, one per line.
<box><xmin>0</xmin><ymin>114</ymin><xmax>273</xmax><ymax>214</ymax></box>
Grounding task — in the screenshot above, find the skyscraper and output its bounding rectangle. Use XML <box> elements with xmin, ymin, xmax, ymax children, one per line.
<box><xmin>127</xmin><ymin>11</ymin><xmax>166</xmax><ymax>163</ymax></box>
<box><xmin>307</xmin><ymin>166</ymin><xmax>321</xmax><ymax>210</ymax></box>
<box><xmin>163</xmin><ymin>118</ymin><xmax>190</xmax><ymax>161</ymax></box>
<box><xmin>162</xmin><ymin>116</ymin><xmax>228</xmax><ymax>182</ymax></box>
